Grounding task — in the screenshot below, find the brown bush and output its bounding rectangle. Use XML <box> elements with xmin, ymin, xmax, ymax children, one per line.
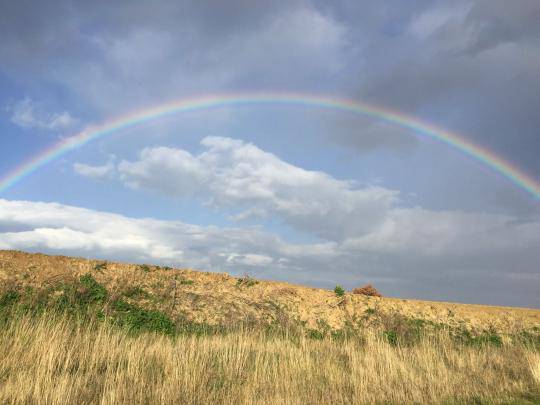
<box><xmin>353</xmin><ymin>284</ymin><xmax>382</xmax><ymax>297</ymax></box>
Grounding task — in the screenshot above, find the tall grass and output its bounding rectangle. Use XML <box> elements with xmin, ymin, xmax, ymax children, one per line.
<box><xmin>0</xmin><ymin>313</ymin><xmax>538</xmax><ymax>404</ymax></box>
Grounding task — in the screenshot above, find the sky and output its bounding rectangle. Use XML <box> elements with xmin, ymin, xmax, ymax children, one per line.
<box><xmin>1</xmin><ymin>0</ymin><xmax>539</xmax><ymax>307</ymax></box>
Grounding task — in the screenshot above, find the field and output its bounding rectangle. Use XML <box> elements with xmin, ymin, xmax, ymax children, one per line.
<box><xmin>1</xmin><ymin>250</ymin><xmax>539</xmax><ymax>403</ymax></box>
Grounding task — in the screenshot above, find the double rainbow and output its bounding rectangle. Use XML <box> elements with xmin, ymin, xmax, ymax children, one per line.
<box><xmin>1</xmin><ymin>92</ymin><xmax>539</xmax><ymax>199</ymax></box>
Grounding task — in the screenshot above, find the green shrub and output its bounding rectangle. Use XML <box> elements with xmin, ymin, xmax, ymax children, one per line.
<box><xmin>46</xmin><ymin>275</ymin><xmax>107</xmax><ymax>313</ymax></box>
<box><xmin>0</xmin><ymin>290</ymin><xmax>20</xmax><ymax>308</ymax></box>
<box><xmin>383</xmin><ymin>330</ymin><xmax>398</xmax><ymax>346</ymax></box>
<box><xmin>307</xmin><ymin>329</ymin><xmax>325</xmax><ymax>340</ymax></box>
<box><xmin>79</xmin><ymin>274</ymin><xmax>108</xmax><ymax>305</ymax></box>
<box><xmin>111</xmin><ymin>299</ymin><xmax>176</xmax><ymax>335</ymax></box>
<box><xmin>176</xmin><ymin>319</ymin><xmax>225</xmax><ymax>336</ymax></box>
<box><xmin>51</xmin><ymin>287</ymin><xmax>74</xmax><ymax>312</ymax></box>
<box><xmin>481</xmin><ymin>333</ymin><xmax>503</xmax><ymax>347</ymax></box>
<box><xmin>94</xmin><ymin>262</ymin><xmax>107</xmax><ymax>272</ymax></box>
<box><xmin>334</xmin><ymin>285</ymin><xmax>345</xmax><ymax>297</ymax></box>
<box><xmin>236</xmin><ymin>275</ymin><xmax>258</xmax><ymax>287</ymax></box>
<box><xmin>139</xmin><ymin>264</ymin><xmax>151</xmax><ymax>273</ymax></box>
<box><xmin>123</xmin><ymin>286</ymin><xmax>150</xmax><ymax>299</ymax></box>
<box><xmin>456</xmin><ymin>328</ymin><xmax>503</xmax><ymax>347</ymax></box>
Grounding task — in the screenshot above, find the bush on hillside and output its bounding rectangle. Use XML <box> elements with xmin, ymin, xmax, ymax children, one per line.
<box><xmin>352</xmin><ymin>284</ymin><xmax>382</xmax><ymax>297</ymax></box>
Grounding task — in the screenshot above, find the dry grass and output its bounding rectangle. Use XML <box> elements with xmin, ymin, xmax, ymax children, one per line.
<box><xmin>0</xmin><ymin>314</ymin><xmax>538</xmax><ymax>405</ymax></box>
<box><xmin>1</xmin><ymin>250</ymin><xmax>539</xmax><ymax>403</ymax></box>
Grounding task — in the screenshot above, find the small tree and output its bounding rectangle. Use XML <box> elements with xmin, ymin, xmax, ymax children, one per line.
<box><xmin>334</xmin><ymin>285</ymin><xmax>345</xmax><ymax>297</ymax></box>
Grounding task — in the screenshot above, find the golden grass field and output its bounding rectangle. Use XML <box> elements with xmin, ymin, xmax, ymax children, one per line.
<box><xmin>1</xmin><ymin>250</ymin><xmax>539</xmax><ymax>404</ymax></box>
<box><xmin>1</xmin><ymin>314</ymin><xmax>539</xmax><ymax>404</ymax></box>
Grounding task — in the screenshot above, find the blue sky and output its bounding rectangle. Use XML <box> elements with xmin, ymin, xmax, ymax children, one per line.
<box><xmin>1</xmin><ymin>0</ymin><xmax>539</xmax><ymax>307</ymax></box>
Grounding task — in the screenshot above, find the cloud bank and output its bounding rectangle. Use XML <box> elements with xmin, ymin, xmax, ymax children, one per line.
<box><xmin>1</xmin><ymin>195</ymin><xmax>539</xmax><ymax>306</ymax></box>
<box><xmin>69</xmin><ymin>137</ymin><xmax>540</xmax><ymax>306</ymax></box>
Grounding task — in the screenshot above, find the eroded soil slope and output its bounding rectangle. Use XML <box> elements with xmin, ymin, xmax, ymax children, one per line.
<box><xmin>1</xmin><ymin>250</ymin><xmax>538</xmax><ymax>335</ymax></box>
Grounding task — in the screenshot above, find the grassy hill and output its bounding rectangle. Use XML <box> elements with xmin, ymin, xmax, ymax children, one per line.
<box><xmin>1</xmin><ymin>250</ymin><xmax>539</xmax><ymax>403</ymax></box>
<box><xmin>1</xmin><ymin>250</ymin><xmax>538</xmax><ymax>337</ymax></box>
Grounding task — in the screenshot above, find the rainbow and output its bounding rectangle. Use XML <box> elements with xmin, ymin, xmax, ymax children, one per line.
<box><xmin>1</xmin><ymin>92</ymin><xmax>539</xmax><ymax>199</ymax></box>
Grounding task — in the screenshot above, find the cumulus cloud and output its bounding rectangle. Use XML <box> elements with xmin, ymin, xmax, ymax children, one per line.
<box><xmin>82</xmin><ymin>138</ymin><xmax>540</xmax><ymax>252</ymax></box>
<box><xmin>114</xmin><ymin>137</ymin><xmax>399</xmax><ymax>241</ymax></box>
<box><xmin>118</xmin><ymin>147</ymin><xmax>209</xmax><ymax>196</ymax></box>
<box><xmin>0</xmin><ymin>199</ymin><xmax>298</xmax><ymax>271</ymax></box>
<box><xmin>8</xmin><ymin>98</ymin><xmax>79</xmax><ymax>131</ymax></box>
<box><xmin>84</xmin><ymin>136</ymin><xmax>540</xmax><ymax>255</ymax></box>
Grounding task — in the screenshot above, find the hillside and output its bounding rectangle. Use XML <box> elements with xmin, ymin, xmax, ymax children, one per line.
<box><xmin>1</xmin><ymin>250</ymin><xmax>540</xmax><ymax>404</ymax></box>
<box><xmin>1</xmin><ymin>250</ymin><xmax>538</xmax><ymax>337</ymax></box>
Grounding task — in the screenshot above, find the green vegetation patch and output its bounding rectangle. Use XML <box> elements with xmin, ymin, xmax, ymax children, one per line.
<box><xmin>178</xmin><ymin>278</ymin><xmax>194</xmax><ymax>285</ymax></box>
<box><xmin>93</xmin><ymin>262</ymin><xmax>107</xmax><ymax>272</ymax></box>
<box><xmin>0</xmin><ymin>274</ymin><xmax>177</xmax><ymax>336</ymax></box>
<box><xmin>0</xmin><ymin>290</ymin><xmax>21</xmax><ymax>308</ymax></box>
<box><xmin>111</xmin><ymin>299</ymin><xmax>176</xmax><ymax>336</ymax></box>
<box><xmin>455</xmin><ymin>328</ymin><xmax>503</xmax><ymax>347</ymax></box>
<box><xmin>139</xmin><ymin>264</ymin><xmax>151</xmax><ymax>273</ymax></box>
<box><xmin>1</xmin><ymin>272</ymin><xmax>539</xmax><ymax>348</ymax></box>
<box><xmin>79</xmin><ymin>274</ymin><xmax>108</xmax><ymax>304</ymax></box>
<box><xmin>236</xmin><ymin>275</ymin><xmax>258</xmax><ymax>287</ymax></box>
<box><xmin>122</xmin><ymin>286</ymin><xmax>150</xmax><ymax>299</ymax></box>
<box><xmin>334</xmin><ymin>285</ymin><xmax>345</xmax><ymax>297</ymax></box>
<box><xmin>383</xmin><ymin>330</ymin><xmax>398</xmax><ymax>346</ymax></box>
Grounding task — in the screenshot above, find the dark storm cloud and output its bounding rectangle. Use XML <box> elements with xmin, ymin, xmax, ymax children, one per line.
<box><xmin>464</xmin><ymin>0</ymin><xmax>540</xmax><ymax>54</ymax></box>
<box><xmin>0</xmin><ymin>0</ymin><xmax>344</xmax><ymax>115</ymax></box>
<box><xmin>302</xmin><ymin>0</ymin><xmax>540</xmax><ymax>215</ymax></box>
<box><xmin>337</xmin><ymin>0</ymin><xmax>540</xmax><ymax>168</ymax></box>
<box><xmin>3</xmin><ymin>0</ymin><xmax>538</xmax><ymax>158</ymax></box>
<box><xmin>2</xmin><ymin>0</ymin><xmax>538</xmax><ymax>192</ymax></box>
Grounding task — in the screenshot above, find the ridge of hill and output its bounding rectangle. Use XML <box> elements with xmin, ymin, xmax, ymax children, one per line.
<box><xmin>1</xmin><ymin>250</ymin><xmax>539</xmax><ymax>337</ymax></box>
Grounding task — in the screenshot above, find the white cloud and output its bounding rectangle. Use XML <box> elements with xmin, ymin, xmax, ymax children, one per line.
<box><xmin>8</xmin><ymin>98</ymin><xmax>79</xmax><ymax>131</ymax></box>
<box><xmin>1</xmin><ymin>197</ymin><xmax>539</xmax><ymax>305</ymax></box>
<box><xmin>3</xmin><ymin>197</ymin><xmax>539</xmax><ymax>266</ymax></box>
<box><xmin>103</xmin><ymin>136</ymin><xmax>540</xmax><ymax>254</ymax></box>
<box><xmin>118</xmin><ymin>147</ymin><xmax>209</xmax><ymax>196</ymax></box>
<box><xmin>115</xmin><ymin>137</ymin><xmax>398</xmax><ymax>242</ymax></box>
<box><xmin>71</xmin><ymin>136</ymin><xmax>540</xmax><ymax>275</ymax></box>
<box><xmin>224</xmin><ymin>253</ymin><xmax>274</xmax><ymax>267</ymax></box>
<box><xmin>343</xmin><ymin>207</ymin><xmax>540</xmax><ymax>256</ymax></box>
<box><xmin>73</xmin><ymin>161</ymin><xmax>116</xmax><ymax>180</ymax></box>
<box><xmin>0</xmin><ymin>199</ymin><xmax>304</xmax><ymax>271</ymax></box>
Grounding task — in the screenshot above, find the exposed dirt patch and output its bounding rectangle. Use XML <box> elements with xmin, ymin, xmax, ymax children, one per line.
<box><xmin>1</xmin><ymin>250</ymin><xmax>538</xmax><ymax>334</ymax></box>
